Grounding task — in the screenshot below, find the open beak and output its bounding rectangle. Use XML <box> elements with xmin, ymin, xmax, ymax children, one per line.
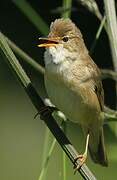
<box><xmin>38</xmin><ymin>37</ymin><xmax>59</xmax><ymax>48</ymax></box>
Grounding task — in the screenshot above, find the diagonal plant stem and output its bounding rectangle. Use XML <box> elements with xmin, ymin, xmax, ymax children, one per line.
<box><xmin>0</xmin><ymin>32</ymin><xmax>97</xmax><ymax>180</ymax></box>
<box><xmin>76</xmin><ymin>0</ymin><xmax>102</xmax><ymax>21</ymax></box>
<box><xmin>12</xmin><ymin>0</ymin><xmax>49</xmax><ymax>35</ymax></box>
<box><xmin>103</xmin><ymin>0</ymin><xmax>117</xmax><ymax>106</ymax></box>
<box><xmin>61</xmin><ymin>1</ymin><xmax>73</xmax><ymax>179</ymax></box>
<box><xmin>2</xmin><ymin>9</ymin><xmax>117</xmax><ymax>179</ymax></box>
<box><xmin>3</xmin><ymin>32</ymin><xmax>117</xmax><ymax>83</ymax></box>
<box><xmin>76</xmin><ymin>0</ymin><xmax>108</xmax><ymax>33</ymax></box>
<box><xmin>103</xmin><ymin>0</ymin><xmax>117</xmax><ymax>137</ymax></box>
<box><xmin>1</xmin><ymin>30</ymin><xmax>117</xmax><ymax>180</ymax></box>
<box><xmin>2</xmin><ymin>29</ymin><xmax>117</xmax><ymax>83</ymax></box>
<box><xmin>2</xmin><ymin>33</ymin><xmax>49</xmax><ymax>180</ymax></box>
<box><xmin>103</xmin><ymin>0</ymin><xmax>117</xmax><ymax>72</ymax></box>
<box><xmin>38</xmin><ymin>138</ymin><xmax>56</xmax><ymax>180</ymax></box>
<box><xmin>3</xmin><ymin>33</ymin><xmax>45</xmax><ymax>75</ymax></box>
<box><xmin>2</xmin><ymin>1</ymin><xmax>117</xmax><ymax>178</ymax></box>
<box><xmin>90</xmin><ymin>15</ymin><xmax>106</xmax><ymax>54</ymax></box>
<box><xmin>9</xmin><ymin>0</ymin><xmax>50</xmax><ymax>174</ymax></box>
<box><xmin>101</xmin><ymin>69</ymin><xmax>117</xmax><ymax>82</ymax></box>
<box><xmin>62</xmin><ymin>121</ymin><xmax>67</xmax><ymax>180</ymax></box>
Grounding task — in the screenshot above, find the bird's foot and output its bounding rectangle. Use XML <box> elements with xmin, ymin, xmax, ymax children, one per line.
<box><xmin>34</xmin><ymin>106</ymin><xmax>57</xmax><ymax>119</ymax></box>
<box><xmin>74</xmin><ymin>154</ymin><xmax>87</xmax><ymax>174</ymax></box>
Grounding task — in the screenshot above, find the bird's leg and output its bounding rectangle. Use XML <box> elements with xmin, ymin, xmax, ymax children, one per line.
<box><xmin>34</xmin><ymin>106</ymin><xmax>49</xmax><ymax>119</ymax></box>
<box><xmin>74</xmin><ymin>133</ymin><xmax>90</xmax><ymax>173</ymax></box>
<box><xmin>34</xmin><ymin>106</ymin><xmax>57</xmax><ymax>119</ymax></box>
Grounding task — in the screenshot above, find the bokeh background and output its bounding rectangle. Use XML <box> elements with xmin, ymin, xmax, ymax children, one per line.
<box><xmin>0</xmin><ymin>0</ymin><xmax>117</xmax><ymax>179</ymax></box>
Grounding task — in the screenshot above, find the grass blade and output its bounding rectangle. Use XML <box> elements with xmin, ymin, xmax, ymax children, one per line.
<box><xmin>12</xmin><ymin>0</ymin><xmax>49</xmax><ymax>35</ymax></box>
<box><xmin>38</xmin><ymin>138</ymin><xmax>56</xmax><ymax>180</ymax></box>
<box><xmin>0</xmin><ymin>32</ymin><xmax>30</xmax><ymax>87</ymax></box>
<box><xmin>62</xmin><ymin>122</ymin><xmax>67</xmax><ymax>180</ymax></box>
<box><xmin>3</xmin><ymin>32</ymin><xmax>45</xmax><ymax>75</ymax></box>
<box><xmin>90</xmin><ymin>15</ymin><xmax>106</xmax><ymax>54</ymax></box>
<box><xmin>61</xmin><ymin>0</ymin><xmax>72</xmax><ymax>18</ymax></box>
<box><xmin>103</xmin><ymin>0</ymin><xmax>117</xmax><ymax>136</ymax></box>
<box><xmin>0</xmin><ymin>31</ymin><xmax>97</xmax><ymax>180</ymax></box>
<box><xmin>103</xmin><ymin>0</ymin><xmax>117</xmax><ymax>72</ymax></box>
<box><xmin>76</xmin><ymin>0</ymin><xmax>102</xmax><ymax>21</ymax></box>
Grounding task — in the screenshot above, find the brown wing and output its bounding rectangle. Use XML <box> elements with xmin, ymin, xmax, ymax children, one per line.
<box><xmin>87</xmin><ymin>59</ymin><xmax>104</xmax><ymax>112</ymax></box>
<box><xmin>71</xmin><ymin>54</ymin><xmax>104</xmax><ymax>112</ymax></box>
<box><xmin>94</xmin><ymin>79</ymin><xmax>104</xmax><ymax>111</ymax></box>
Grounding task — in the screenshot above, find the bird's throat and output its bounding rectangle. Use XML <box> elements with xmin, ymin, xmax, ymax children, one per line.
<box><xmin>44</xmin><ymin>44</ymin><xmax>78</xmax><ymax>67</ymax></box>
<box><xmin>44</xmin><ymin>45</ymin><xmax>68</xmax><ymax>65</ymax></box>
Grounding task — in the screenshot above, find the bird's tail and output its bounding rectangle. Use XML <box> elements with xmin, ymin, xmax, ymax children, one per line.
<box><xmin>88</xmin><ymin>127</ymin><xmax>108</xmax><ymax>166</ymax></box>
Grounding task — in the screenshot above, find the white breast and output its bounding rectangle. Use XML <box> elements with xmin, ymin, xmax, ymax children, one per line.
<box><xmin>44</xmin><ymin>46</ymin><xmax>100</xmax><ymax>125</ymax></box>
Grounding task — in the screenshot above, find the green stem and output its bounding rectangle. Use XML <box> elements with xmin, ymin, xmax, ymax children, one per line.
<box><xmin>0</xmin><ymin>31</ymin><xmax>105</xmax><ymax>180</ymax></box>
<box><xmin>0</xmin><ymin>32</ymin><xmax>30</xmax><ymax>87</ymax></box>
<box><xmin>90</xmin><ymin>15</ymin><xmax>106</xmax><ymax>54</ymax></box>
<box><xmin>41</xmin><ymin>128</ymin><xmax>50</xmax><ymax>167</ymax></box>
<box><xmin>61</xmin><ymin>0</ymin><xmax>72</xmax><ymax>18</ymax></box>
<box><xmin>12</xmin><ymin>0</ymin><xmax>49</xmax><ymax>35</ymax></box>
<box><xmin>103</xmin><ymin>0</ymin><xmax>117</xmax><ymax>72</ymax></box>
<box><xmin>63</xmin><ymin>152</ymin><xmax>67</xmax><ymax>180</ymax></box>
<box><xmin>3</xmin><ymin>33</ymin><xmax>45</xmax><ymax>75</ymax></box>
<box><xmin>103</xmin><ymin>0</ymin><xmax>117</xmax><ymax>107</ymax></box>
<box><xmin>62</xmin><ymin>122</ymin><xmax>67</xmax><ymax>180</ymax></box>
<box><xmin>38</xmin><ymin>138</ymin><xmax>56</xmax><ymax>180</ymax></box>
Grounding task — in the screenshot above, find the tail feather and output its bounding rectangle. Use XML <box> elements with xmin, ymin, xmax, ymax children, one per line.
<box><xmin>88</xmin><ymin>127</ymin><xmax>108</xmax><ymax>166</ymax></box>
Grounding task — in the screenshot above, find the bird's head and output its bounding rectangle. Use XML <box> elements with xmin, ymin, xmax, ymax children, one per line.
<box><xmin>38</xmin><ymin>18</ymin><xmax>85</xmax><ymax>53</ymax></box>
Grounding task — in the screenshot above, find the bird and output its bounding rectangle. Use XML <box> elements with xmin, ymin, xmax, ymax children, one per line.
<box><xmin>38</xmin><ymin>18</ymin><xmax>108</xmax><ymax>167</ymax></box>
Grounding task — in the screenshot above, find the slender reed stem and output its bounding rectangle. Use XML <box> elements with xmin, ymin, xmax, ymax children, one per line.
<box><xmin>103</xmin><ymin>0</ymin><xmax>117</xmax><ymax>105</ymax></box>
<box><xmin>38</xmin><ymin>138</ymin><xmax>56</xmax><ymax>180</ymax></box>
<box><xmin>0</xmin><ymin>31</ymin><xmax>97</xmax><ymax>180</ymax></box>
<box><xmin>12</xmin><ymin>0</ymin><xmax>49</xmax><ymax>35</ymax></box>
<box><xmin>62</xmin><ymin>121</ymin><xmax>67</xmax><ymax>180</ymax></box>
<box><xmin>61</xmin><ymin>0</ymin><xmax>72</xmax><ymax>18</ymax></box>
<box><xmin>90</xmin><ymin>15</ymin><xmax>106</xmax><ymax>54</ymax></box>
<box><xmin>3</xmin><ymin>33</ymin><xmax>45</xmax><ymax>75</ymax></box>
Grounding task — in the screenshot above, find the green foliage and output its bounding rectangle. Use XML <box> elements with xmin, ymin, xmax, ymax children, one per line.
<box><xmin>12</xmin><ymin>0</ymin><xmax>49</xmax><ymax>35</ymax></box>
<box><xmin>0</xmin><ymin>0</ymin><xmax>117</xmax><ymax>180</ymax></box>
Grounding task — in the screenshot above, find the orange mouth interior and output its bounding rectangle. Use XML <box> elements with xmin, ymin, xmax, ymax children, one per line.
<box><xmin>38</xmin><ymin>38</ymin><xmax>59</xmax><ymax>48</ymax></box>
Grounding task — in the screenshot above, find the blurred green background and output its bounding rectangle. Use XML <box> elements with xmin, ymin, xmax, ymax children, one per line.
<box><xmin>0</xmin><ymin>1</ymin><xmax>117</xmax><ymax>180</ymax></box>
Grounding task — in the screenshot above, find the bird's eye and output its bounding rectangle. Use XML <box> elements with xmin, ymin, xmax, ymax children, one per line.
<box><xmin>62</xmin><ymin>36</ymin><xmax>69</xmax><ymax>42</ymax></box>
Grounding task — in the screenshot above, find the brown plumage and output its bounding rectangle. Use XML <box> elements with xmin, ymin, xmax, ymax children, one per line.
<box><xmin>38</xmin><ymin>18</ymin><xmax>108</xmax><ymax>167</ymax></box>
